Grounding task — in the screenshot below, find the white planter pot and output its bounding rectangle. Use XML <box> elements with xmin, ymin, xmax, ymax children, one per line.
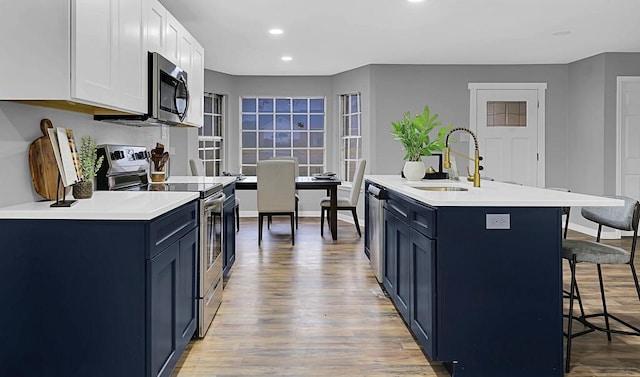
<box><xmin>403</xmin><ymin>161</ymin><xmax>425</xmax><ymax>181</ymax></box>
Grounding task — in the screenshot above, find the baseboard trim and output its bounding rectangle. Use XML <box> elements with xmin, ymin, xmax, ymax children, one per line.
<box><xmin>568</xmin><ymin>222</ymin><xmax>621</xmax><ymax>240</ymax></box>
<box><xmin>238</xmin><ymin>211</ymin><xmax>363</xmax><ymax>230</ymax></box>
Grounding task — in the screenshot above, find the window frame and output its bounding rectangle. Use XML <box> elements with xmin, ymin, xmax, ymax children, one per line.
<box><xmin>339</xmin><ymin>92</ymin><xmax>362</xmax><ymax>182</ymax></box>
<box><xmin>239</xmin><ymin>96</ymin><xmax>326</xmax><ymax>176</ymax></box>
<box><xmin>198</xmin><ymin>93</ymin><xmax>224</xmax><ymax>176</ymax></box>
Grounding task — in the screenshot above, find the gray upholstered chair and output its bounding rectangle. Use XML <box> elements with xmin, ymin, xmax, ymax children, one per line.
<box><xmin>270</xmin><ymin>156</ymin><xmax>300</xmax><ymax>228</ymax></box>
<box><xmin>563</xmin><ymin>196</ymin><xmax>640</xmax><ymax>373</ymax></box>
<box><xmin>257</xmin><ymin>159</ymin><xmax>296</xmax><ymax>246</ymax></box>
<box><xmin>320</xmin><ymin>159</ymin><xmax>366</xmax><ymax>237</ymax></box>
<box><xmin>190</xmin><ymin>158</ymin><xmax>240</xmax><ymax>232</ymax></box>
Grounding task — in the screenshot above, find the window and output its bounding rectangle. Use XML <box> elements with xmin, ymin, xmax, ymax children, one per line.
<box><xmin>199</xmin><ymin>93</ymin><xmax>224</xmax><ymax>176</ymax></box>
<box><xmin>339</xmin><ymin>93</ymin><xmax>362</xmax><ymax>182</ymax></box>
<box><xmin>486</xmin><ymin>101</ymin><xmax>527</xmax><ymax>127</ymax></box>
<box><xmin>240</xmin><ymin>97</ymin><xmax>325</xmax><ymax>176</ymax></box>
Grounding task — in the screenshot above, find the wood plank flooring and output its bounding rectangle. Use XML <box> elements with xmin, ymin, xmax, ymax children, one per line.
<box><xmin>172</xmin><ymin>219</ymin><xmax>640</xmax><ymax>377</ymax></box>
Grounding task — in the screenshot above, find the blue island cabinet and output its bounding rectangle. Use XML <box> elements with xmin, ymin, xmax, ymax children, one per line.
<box><xmin>0</xmin><ymin>201</ymin><xmax>199</xmax><ymax>377</ymax></box>
<box><xmin>375</xmin><ymin>184</ymin><xmax>564</xmax><ymax>377</ymax></box>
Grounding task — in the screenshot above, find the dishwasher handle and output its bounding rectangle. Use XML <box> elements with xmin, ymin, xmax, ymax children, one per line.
<box><xmin>367</xmin><ymin>185</ymin><xmax>385</xmax><ymax>200</ymax></box>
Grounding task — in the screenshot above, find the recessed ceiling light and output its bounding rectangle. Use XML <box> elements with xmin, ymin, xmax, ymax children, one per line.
<box><xmin>281</xmin><ymin>56</ymin><xmax>293</xmax><ymax>62</ymax></box>
<box><xmin>407</xmin><ymin>0</ymin><xmax>425</xmax><ymax>3</ymax></box>
<box><xmin>269</xmin><ymin>28</ymin><xmax>284</xmax><ymax>35</ymax></box>
<box><xmin>552</xmin><ymin>30</ymin><xmax>571</xmax><ymax>36</ymax></box>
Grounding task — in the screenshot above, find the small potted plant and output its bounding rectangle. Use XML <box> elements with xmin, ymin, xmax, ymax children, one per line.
<box><xmin>391</xmin><ymin>105</ymin><xmax>452</xmax><ymax>181</ymax></box>
<box><xmin>72</xmin><ymin>136</ymin><xmax>104</xmax><ymax>199</ymax></box>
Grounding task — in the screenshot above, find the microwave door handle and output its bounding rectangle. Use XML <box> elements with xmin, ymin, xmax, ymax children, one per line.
<box><xmin>175</xmin><ymin>76</ymin><xmax>189</xmax><ymax>122</ymax></box>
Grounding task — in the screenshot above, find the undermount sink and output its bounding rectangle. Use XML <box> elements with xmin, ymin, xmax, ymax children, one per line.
<box><xmin>410</xmin><ymin>186</ymin><xmax>469</xmax><ymax>192</ymax></box>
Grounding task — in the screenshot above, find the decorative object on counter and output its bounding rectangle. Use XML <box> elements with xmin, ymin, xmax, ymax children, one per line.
<box><xmin>72</xmin><ymin>136</ymin><xmax>104</xmax><ymax>199</ymax></box>
<box><xmin>28</xmin><ymin>118</ymin><xmax>68</xmax><ymax>200</ymax></box>
<box><xmin>444</xmin><ymin>127</ymin><xmax>483</xmax><ymax>187</ymax></box>
<box><xmin>391</xmin><ymin>105</ymin><xmax>452</xmax><ymax>181</ymax></box>
<box><xmin>150</xmin><ymin>142</ymin><xmax>170</xmax><ymax>182</ymax></box>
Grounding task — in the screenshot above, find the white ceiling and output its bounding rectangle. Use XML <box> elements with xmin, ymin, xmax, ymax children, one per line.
<box><xmin>161</xmin><ymin>0</ymin><xmax>640</xmax><ymax>76</ymax></box>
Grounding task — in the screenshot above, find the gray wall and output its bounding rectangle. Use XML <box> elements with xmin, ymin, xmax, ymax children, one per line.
<box><xmin>369</xmin><ymin>64</ymin><xmax>570</xmax><ymax>187</ymax></box>
<box><xmin>0</xmin><ymin>101</ymin><xmax>167</xmax><ymax>207</ymax></box>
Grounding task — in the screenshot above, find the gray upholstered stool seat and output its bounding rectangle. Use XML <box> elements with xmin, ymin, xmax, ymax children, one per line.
<box><xmin>562</xmin><ymin>239</ymin><xmax>631</xmax><ymax>265</ymax></box>
<box><xmin>562</xmin><ymin>195</ymin><xmax>640</xmax><ymax>373</ymax></box>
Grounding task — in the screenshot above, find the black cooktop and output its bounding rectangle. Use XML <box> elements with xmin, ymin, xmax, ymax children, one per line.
<box><xmin>126</xmin><ymin>182</ymin><xmax>223</xmax><ymax>198</ymax></box>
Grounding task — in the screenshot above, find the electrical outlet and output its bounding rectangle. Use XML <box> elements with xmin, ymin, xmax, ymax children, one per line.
<box><xmin>161</xmin><ymin>125</ymin><xmax>168</xmax><ymax>140</ymax></box>
<box><xmin>486</xmin><ymin>214</ymin><xmax>510</xmax><ymax>230</ymax></box>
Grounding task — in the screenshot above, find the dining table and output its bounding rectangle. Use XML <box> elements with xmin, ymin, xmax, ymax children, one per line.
<box><xmin>234</xmin><ymin>176</ymin><xmax>342</xmax><ymax>240</ymax></box>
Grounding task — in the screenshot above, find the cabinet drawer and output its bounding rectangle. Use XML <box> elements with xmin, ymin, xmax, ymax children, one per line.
<box><xmin>412</xmin><ymin>204</ymin><xmax>437</xmax><ymax>238</ymax></box>
<box><xmin>385</xmin><ymin>190</ymin><xmax>410</xmax><ymax>224</ymax></box>
<box><xmin>148</xmin><ymin>201</ymin><xmax>198</xmax><ymax>259</ymax></box>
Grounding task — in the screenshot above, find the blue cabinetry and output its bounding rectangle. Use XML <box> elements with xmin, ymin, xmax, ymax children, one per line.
<box><xmin>370</xmin><ymin>180</ymin><xmax>564</xmax><ymax>377</ymax></box>
<box><xmin>223</xmin><ymin>183</ymin><xmax>236</xmax><ymax>277</ymax></box>
<box><xmin>0</xmin><ymin>201</ymin><xmax>199</xmax><ymax>377</ymax></box>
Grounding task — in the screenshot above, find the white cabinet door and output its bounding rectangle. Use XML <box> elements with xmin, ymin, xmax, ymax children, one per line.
<box><xmin>72</xmin><ymin>0</ymin><xmax>146</xmax><ymax>113</ymax></box>
<box><xmin>189</xmin><ymin>40</ymin><xmax>205</xmax><ymax>127</ymax></box>
<box><xmin>115</xmin><ymin>0</ymin><xmax>146</xmax><ymax>113</ymax></box>
<box><xmin>165</xmin><ymin>12</ymin><xmax>181</xmax><ymax>65</ymax></box>
<box><xmin>71</xmin><ymin>0</ymin><xmax>117</xmax><ymax>106</ymax></box>
<box><xmin>147</xmin><ymin>0</ymin><xmax>166</xmax><ymax>54</ymax></box>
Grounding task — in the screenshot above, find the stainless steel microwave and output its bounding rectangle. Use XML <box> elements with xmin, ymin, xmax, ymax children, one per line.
<box><xmin>95</xmin><ymin>52</ymin><xmax>190</xmax><ymax>126</ymax></box>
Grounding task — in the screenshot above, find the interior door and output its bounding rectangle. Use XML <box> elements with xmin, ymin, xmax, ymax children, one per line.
<box><xmin>618</xmin><ymin>77</ymin><xmax>640</xmax><ymax>202</ymax></box>
<box><xmin>473</xmin><ymin>88</ymin><xmax>541</xmax><ymax>187</ymax></box>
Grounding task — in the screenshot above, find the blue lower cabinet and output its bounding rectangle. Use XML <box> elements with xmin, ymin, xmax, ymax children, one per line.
<box><xmin>370</xmin><ymin>179</ymin><xmax>564</xmax><ymax>377</ymax></box>
<box><xmin>0</xmin><ymin>201</ymin><xmax>199</xmax><ymax>377</ymax></box>
<box><xmin>223</xmin><ymin>184</ymin><xmax>236</xmax><ymax>277</ymax></box>
<box><xmin>410</xmin><ymin>228</ymin><xmax>436</xmax><ymax>359</ymax></box>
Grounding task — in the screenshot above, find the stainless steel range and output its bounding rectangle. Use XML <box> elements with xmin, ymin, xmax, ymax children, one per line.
<box><xmin>96</xmin><ymin>144</ymin><xmax>224</xmax><ymax>338</ymax></box>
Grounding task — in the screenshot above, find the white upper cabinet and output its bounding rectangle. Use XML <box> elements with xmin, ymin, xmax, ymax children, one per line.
<box><xmin>165</xmin><ymin>11</ymin><xmax>181</xmax><ymax>66</ymax></box>
<box><xmin>190</xmin><ymin>40</ymin><xmax>205</xmax><ymax>127</ymax></box>
<box><xmin>0</xmin><ymin>0</ymin><xmax>147</xmax><ymax>114</ymax></box>
<box><xmin>147</xmin><ymin>0</ymin><xmax>166</xmax><ymax>54</ymax></box>
<box><xmin>148</xmin><ymin>0</ymin><xmax>204</xmax><ymax>127</ymax></box>
<box><xmin>72</xmin><ymin>0</ymin><xmax>147</xmax><ymax>113</ymax></box>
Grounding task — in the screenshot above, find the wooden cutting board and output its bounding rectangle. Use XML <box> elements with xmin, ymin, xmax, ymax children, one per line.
<box><xmin>28</xmin><ymin>118</ymin><xmax>66</xmax><ymax>200</ymax></box>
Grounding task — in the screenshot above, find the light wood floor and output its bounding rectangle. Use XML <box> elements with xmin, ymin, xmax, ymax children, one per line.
<box><xmin>172</xmin><ymin>219</ymin><xmax>640</xmax><ymax>377</ymax></box>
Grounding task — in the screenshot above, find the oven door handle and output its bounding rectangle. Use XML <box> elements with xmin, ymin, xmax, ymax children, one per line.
<box><xmin>204</xmin><ymin>192</ymin><xmax>226</xmax><ymax>208</ymax></box>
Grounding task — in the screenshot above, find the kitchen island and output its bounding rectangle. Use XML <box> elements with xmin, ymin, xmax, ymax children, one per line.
<box><xmin>364</xmin><ymin>176</ymin><xmax>622</xmax><ymax>377</ymax></box>
<box><xmin>0</xmin><ymin>192</ymin><xmax>200</xmax><ymax>377</ymax></box>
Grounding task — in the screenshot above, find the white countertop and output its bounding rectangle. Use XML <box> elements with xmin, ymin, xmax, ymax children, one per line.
<box><xmin>166</xmin><ymin>175</ymin><xmax>237</xmax><ymax>186</ymax></box>
<box><xmin>0</xmin><ymin>191</ymin><xmax>199</xmax><ymax>220</ymax></box>
<box><xmin>365</xmin><ymin>175</ymin><xmax>623</xmax><ymax>207</ymax></box>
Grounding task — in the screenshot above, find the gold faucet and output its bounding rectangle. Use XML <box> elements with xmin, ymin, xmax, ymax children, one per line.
<box><xmin>443</xmin><ymin>127</ymin><xmax>482</xmax><ymax>187</ymax></box>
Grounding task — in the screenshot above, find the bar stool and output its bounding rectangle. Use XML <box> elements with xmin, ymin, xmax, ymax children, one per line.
<box><xmin>562</xmin><ymin>196</ymin><xmax>640</xmax><ymax>372</ymax></box>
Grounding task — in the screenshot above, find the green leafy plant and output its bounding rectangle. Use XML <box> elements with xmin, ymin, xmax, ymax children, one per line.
<box><xmin>78</xmin><ymin>136</ymin><xmax>104</xmax><ymax>183</ymax></box>
<box><xmin>391</xmin><ymin>105</ymin><xmax>452</xmax><ymax>161</ymax></box>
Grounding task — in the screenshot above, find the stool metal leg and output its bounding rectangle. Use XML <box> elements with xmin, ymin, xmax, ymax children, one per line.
<box><xmin>596</xmin><ymin>264</ymin><xmax>613</xmax><ymax>341</ymax></box>
<box><xmin>566</xmin><ymin>254</ymin><xmax>578</xmax><ymax>373</ymax></box>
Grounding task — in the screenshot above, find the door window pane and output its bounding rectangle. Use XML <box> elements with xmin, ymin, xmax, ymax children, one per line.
<box><xmin>487</xmin><ymin>101</ymin><xmax>526</xmax><ymax>127</ymax></box>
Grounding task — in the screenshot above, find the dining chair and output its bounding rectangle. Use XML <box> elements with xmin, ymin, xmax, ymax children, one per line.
<box><xmin>562</xmin><ymin>196</ymin><xmax>640</xmax><ymax>372</ymax></box>
<box><xmin>320</xmin><ymin>159</ymin><xmax>366</xmax><ymax>237</ymax></box>
<box><xmin>257</xmin><ymin>159</ymin><xmax>296</xmax><ymax>246</ymax></box>
<box><xmin>190</xmin><ymin>159</ymin><xmax>240</xmax><ymax>232</ymax></box>
<box><xmin>270</xmin><ymin>156</ymin><xmax>300</xmax><ymax>228</ymax></box>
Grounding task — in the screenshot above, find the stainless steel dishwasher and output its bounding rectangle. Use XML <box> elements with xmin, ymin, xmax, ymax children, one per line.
<box><xmin>367</xmin><ymin>184</ymin><xmax>386</xmax><ymax>283</ymax></box>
